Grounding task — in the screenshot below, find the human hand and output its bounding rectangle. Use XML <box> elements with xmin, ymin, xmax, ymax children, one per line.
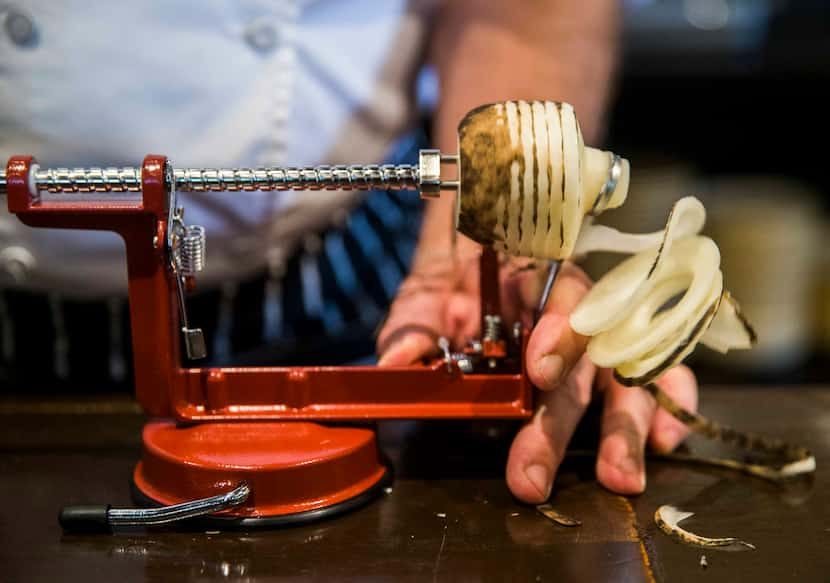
<box><xmin>377</xmin><ymin>248</ymin><xmax>698</xmax><ymax>503</ymax></box>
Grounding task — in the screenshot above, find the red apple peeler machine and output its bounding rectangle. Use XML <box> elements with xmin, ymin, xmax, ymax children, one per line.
<box><xmin>2</xmin><ymin>150</ymin><xmax>536</xmax><ymax>532</ymax></box>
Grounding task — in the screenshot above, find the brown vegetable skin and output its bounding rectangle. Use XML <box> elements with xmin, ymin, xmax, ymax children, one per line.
<box><xmin>455</xmin><ymin>100</ymin><xmax>629</xmax><ymax>261</ymax></box>
<box><xmin>456</xmin><ymin>102</ymin><xmax>513</xmax><ymax>248</ymax></box>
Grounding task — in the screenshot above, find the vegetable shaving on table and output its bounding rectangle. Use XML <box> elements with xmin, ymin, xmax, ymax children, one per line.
<box><xmin>536</xmin><ymin>503</ymin><xmax>581</xmax><ymax>527</ymax></box>
<box><xmin>654</xmin><ymin>505</ymin><xmax>756</xmax><ymax>552</ymax></box>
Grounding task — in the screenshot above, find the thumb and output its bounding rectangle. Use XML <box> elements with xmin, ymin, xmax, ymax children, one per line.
<box><xmin>525</xmin><ymin>263</ymin><xmax>592</xmax><ymax>390</ymax></box>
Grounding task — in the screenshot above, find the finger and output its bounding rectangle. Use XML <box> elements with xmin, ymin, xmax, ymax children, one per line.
<box><xmin>377</xmin><ymin>327</ymin><xmax>438</xmax><ymax>366</ymax></box>
<box><xmin>595</xmin><ymin>370</ymin><xmax>655</xmax><ymax>495</ymax></box>
<box><xmin>506</xmin><ymin>354</ymin><xmax>596</xmax><ymax>503</ymax></box>
<box><xmin>444</xmin><ymin>291</ymin><xmax>480</xmax><ymax>348</ymax></box>
<box><xmin>648</xmin><ymin>365</ymin><xmax>698</xmax><ymax>453</ymax></box>
<box><xmin>377</xmin><ymin>277</ymin><xmax>446</xmax><ymax>366</ymax></box>
<box><xmin>498</xmin><ymin>257</ymin><xmax>549</xmax><ymax>326</ymax></box>
<box><xmin>379</xmin><ymin>289</ymin><xmax>478</xmax><ymax>365</ymax></box>
<box><xmin>376</xmin><ymin>301</ymin><xmax>441</xmax><ymax>367</ymax></box>
<box><xmin>525</xmin><ymin>263</ymin><xmax>592</xmax><ymax>391</ymax></box>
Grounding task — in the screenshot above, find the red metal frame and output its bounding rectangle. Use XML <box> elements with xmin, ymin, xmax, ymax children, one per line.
<box><xmin>6</xmin><ymin>155</ymin><xmax>534</xmax><ymax>422</ymax></box>
<box><xmin>8</xmin><ymin>153</ymin><xmax>536</xmax><ymax>518</ymax></box>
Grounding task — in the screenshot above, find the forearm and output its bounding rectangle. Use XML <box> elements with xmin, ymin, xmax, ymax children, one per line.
<box><xmin>414</xmin><ymin>0</ymin><xmax>621</xmax><ymax>264</ymax></box>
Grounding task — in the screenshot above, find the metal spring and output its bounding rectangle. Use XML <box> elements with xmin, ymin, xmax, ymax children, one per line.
<box><xmin>483</xmin><ymin>314</ymin><xmax>502</xmax><ymax>341</ymax></box>
<box><xmin>178</xmin><ymin>225</ymin><xmax>206</xmax><ymax>276</ymax></box>
<box><xmin>0</xmin><ymin>164</ymin><xmax>420</xmax><ymax>194</ymax></box>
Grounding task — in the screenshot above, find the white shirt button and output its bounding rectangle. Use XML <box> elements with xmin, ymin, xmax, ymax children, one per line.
<box><xmin>3</xmin><ymin>7</ymin><xmax>36</xmax><ymax>47</ymax></box>
<box><xmin>244</xmin><ymin>21</ymin><xmax>279</xmax><ymax>53</ymax></box>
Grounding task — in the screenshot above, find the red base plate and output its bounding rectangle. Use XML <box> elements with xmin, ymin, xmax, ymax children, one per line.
<box><xmin>133</xmin><ymin>420</ymin><xmax>388</xmax><ymax>519</ymax></box>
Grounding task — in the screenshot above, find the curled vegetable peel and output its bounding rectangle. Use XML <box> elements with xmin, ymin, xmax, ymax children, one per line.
<box><xmin>654</xmin><ymin>505</ymin><xmax>756</xmax><ymax>552</ymax></box>
<box><xmin>570</xmin><ymin>196</ymin><xmax>755</xmax><ymax>385</ymax></box>
<box><xmin>566</xmin><ymin>196</ymin><xmax>813</xmax><ymax>481</ymax></box>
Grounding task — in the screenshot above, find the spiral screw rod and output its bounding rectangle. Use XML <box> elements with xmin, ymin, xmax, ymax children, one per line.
<box><xmin>0</xmin><ymin>164</ymin><xmax>423</xmax><ymax>194</ymax></box>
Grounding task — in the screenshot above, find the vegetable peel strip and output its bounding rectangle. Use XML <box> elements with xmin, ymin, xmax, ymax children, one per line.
<box><xmin>655</xmin><ymin>505</ymin><xmax>756</xmax><ymax>552</ymax></box>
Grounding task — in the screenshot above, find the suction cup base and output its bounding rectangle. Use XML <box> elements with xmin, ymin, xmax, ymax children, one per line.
<box><xmin>132</xmin><ymin>420</ymin><xmax>390</xmax><ymax>527</ymax></box>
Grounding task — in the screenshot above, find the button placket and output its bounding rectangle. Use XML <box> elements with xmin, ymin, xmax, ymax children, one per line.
<box><xmin>257</xmin><ymin>1</ymin><xmax>300</xmax><ymax>339</ymax></box>
<box><xmin>258</xmin><ymin>2</ymin><xmax>299</xmax><ymax>177</ymax></box>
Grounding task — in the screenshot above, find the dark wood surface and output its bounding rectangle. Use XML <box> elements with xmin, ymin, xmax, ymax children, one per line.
<box><xmin>1</xmin><ymin>387</ymin><xmax>828</xmax><ymax>582</ymax></box>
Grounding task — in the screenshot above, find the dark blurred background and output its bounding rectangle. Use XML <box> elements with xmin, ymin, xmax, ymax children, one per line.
<box><xmin>588</xmin><ymin>0</ymin><xmax>830</xmax><ymax>385</ymax></box>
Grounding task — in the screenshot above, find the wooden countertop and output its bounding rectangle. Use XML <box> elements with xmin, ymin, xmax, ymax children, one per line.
<box><xmin>1</xmin><ymin>386</ymin><xmax>828</xmax><ymax>582</ymax></box>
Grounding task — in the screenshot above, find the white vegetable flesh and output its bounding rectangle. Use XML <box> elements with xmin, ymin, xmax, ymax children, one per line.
<box><xmin>570</xmin><ymin>196</ymin><xmax>754</xmax><ymax>383</ymax></box>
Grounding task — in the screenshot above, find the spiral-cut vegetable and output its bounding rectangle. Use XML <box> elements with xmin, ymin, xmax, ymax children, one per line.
<box><xmin>453</xmin><ymin>100</ymin><xmax>754</xmax><ymax>383</ymax></box>
<box><xmin>455</xmin><ymin>100</ymin><xmax>630</xmax><ymax>260</ymax></box>
<box><xmin>570</xmin><ymin>196</ymin><xmax>756</xmax><ymax>384</ymax></box>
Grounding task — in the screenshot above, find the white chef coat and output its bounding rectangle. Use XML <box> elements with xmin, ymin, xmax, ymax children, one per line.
<box><xmin>0</xmin><ymin>0</ymin><xmax>436</xmax><ymax>297</ymax></box>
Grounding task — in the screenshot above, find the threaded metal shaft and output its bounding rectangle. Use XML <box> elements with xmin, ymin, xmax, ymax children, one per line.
<box><xmin>0</xmin><ymin>163</ymin><xmax>421</xmax><ymax>195</ymax></box>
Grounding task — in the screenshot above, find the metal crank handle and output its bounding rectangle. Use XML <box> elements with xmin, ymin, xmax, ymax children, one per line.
<box><xmin>533</xmin><ymin>260</ymin><xmax>561</xmax><ymax>326</ymax></box>
<box><xmin>0</xmin><ymin>151</ymin><xmax>459</xmax><ymax>198</ymax></box>
<box><xmin>58</xmin><ymin>482</ymin><xmax>251</xmax><ymax>534</ymax></box>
